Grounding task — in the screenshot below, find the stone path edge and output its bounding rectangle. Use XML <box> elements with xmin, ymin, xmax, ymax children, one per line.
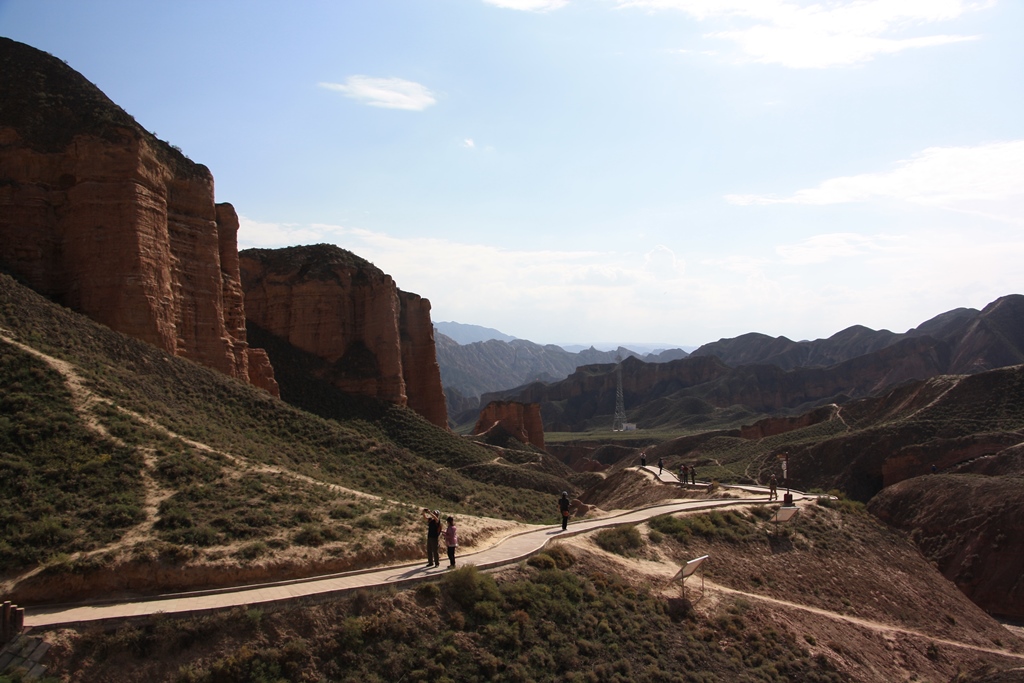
<box><xmin>25</xmin><ymin>486</ymin><xmax>803</xmax><ymax>628</ymax></box>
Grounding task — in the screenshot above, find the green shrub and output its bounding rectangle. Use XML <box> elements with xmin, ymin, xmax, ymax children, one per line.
<box><xmin>594</xmin><ymin>525</ymin><xmax>645</xmax><ymax>556</ymax></box>
<box><xmin>817</xmin><ymin>493</ymin><xmax>866</xmax><ymax>515</ymax></box>
<box><xmin>441</xmin><ymin>566</ymin><xmax>501</xmax><ymax>613</ymax></box>
<box><xmin>648</xmin><ymin>510</ymin><xmax>759</xmax><ymax>544</ymax></box>
<box><xmin>293</xmin><ymin>524</ymin><xmax>340</xmax><ymax>547</ymax></box>
<box><xmin>527</xmin><ymin>553</ymin><xmax>557</xmax><ymax>569</ymax></box>
<box><xmin>234</xmin><ymin>542</ymin><xmax>268</xmax><ymax>560</ymax></box>
<box><xmin>544</xmin><ymin>543</ymin><xmax>576</xmax><ymax>569</ymax></box>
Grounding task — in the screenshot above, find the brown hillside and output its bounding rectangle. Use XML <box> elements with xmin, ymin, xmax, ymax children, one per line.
<box><xmin>869</xmin><ymin>472</ymin><xmax>1024</xmax><ymax>620</ymax></box>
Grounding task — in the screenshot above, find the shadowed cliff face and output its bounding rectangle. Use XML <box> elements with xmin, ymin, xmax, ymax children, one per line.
<box><xmin>0</xmin><ymin>37</ymin><xmax>277</xmax><ymax>395</ymax></box>
<box><xmin>868</xmin><ymin>465</ymin><xmax>1024</xmax><ymax>620</ymax></box>
<box><xmin>239</xmin><ymin>244</ymin><xmax>448</xmax><ymax>428</ymax></box>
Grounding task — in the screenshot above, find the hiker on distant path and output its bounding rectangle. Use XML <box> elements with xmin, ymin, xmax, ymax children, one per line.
<box><xmin>423</xmin><ymin>508</ymin><xmax>441</xmax><ymax>567</ymax></box>
<box><xmin>680</xmin><ymin>463</ymin><xmax>688</xmax><ymax>485</ymax></box>
<box><xmin>641</xmin><ymin>452</ymin><xmax>647</xmax><ymax>468</ymax></box>
<box><xmin>658</xmin><ymin>456</ymin><xmax>664</xmax><ymax>476</ymax></box>
<box><xmin>769</xmin><ymin>474</ymin><xmax>778</xmax><ymax>501</ymax></box>
<box><xmin>559</xmin><ymin>491</ymin><xmax>571</xmax><ymax>531</ymax></box>
<box><xmin>691</xmin><ymin>466</ymin><xmax>697</xmax><ymax>485</ymax></box>
<box><xmin>444</xmin><ymin>516</ymin><xmax>458</xmax><ymax>569</ymax></box>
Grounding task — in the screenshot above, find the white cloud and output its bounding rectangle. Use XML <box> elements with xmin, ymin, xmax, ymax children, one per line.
<box><xmin>775</xmin><ymin>233</ymin><xmax>906</xmax><ymax>265</ymax></box>
<box><xmin>237</xmin><ymin>216</ymin><xmax>335</xmax><ymax>248</ymax></box>
<box><xmin>462</xmin><ymin>138</ymin><xmax>476</xmax><ymax>148</ymax></box>
<box><xmin>233</xmin><ymin>217</ymin><xmax>1023</xmax><ymax>346</ymax></box>
<box><xmin>726</xmin><ymin>141</ymin><xmax>1024</xmax><ymax>222</ymax></box>
<box><xmin>318</xmin><ymin>76</ymin><xmax>437</xmax><ymax>111</ymax></box>
<box><xmin>483</xmin><ymin>0</ymin><xmax>569</xmax><ymax>11</ymax></box>
<box><xmin>617</xmin><ymin>0</ymin><xmax>991</xmax><ymax>68</ymax></box>
<box><xmin>643</xmin><ymin>245</ymin><xmax>684</xmax><ymax>276</ymax></box>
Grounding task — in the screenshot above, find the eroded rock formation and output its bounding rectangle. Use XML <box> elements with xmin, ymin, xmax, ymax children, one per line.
<box><xmin>474</xmin><ymin>400</ymin><xmax>545</xmax><ymax>450</ymax></box>
<box><xmin>0</xmin><ymin>37</ymin><xmax>277</xmax><ymax>395</ymax></box>
<box><xmin>239</xmin><ymin>245</ymin><xmax>448</xmax><ymax>428</ymax></box>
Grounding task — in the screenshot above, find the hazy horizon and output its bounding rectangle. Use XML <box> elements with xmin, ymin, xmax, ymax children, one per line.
<box><xmin>3</xmin><ymin>1</ymin><xmax>1021</xmax><ymax>347</ymax></box>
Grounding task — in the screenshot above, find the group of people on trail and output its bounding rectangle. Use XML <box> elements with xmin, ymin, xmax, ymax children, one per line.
<box><xmin>639</xmin><ymin>452</ymin><xmax>701</xmax><ymax>486</ymax></box>
<box><xmin>422</xmin><ymin>508</ymin><xmax>458</xmax><ymax>569</ymax></box>
<box><xmin>426</xmin><ymin>492</ymin><xmax>574</xmax><ymax>568</ymax></box>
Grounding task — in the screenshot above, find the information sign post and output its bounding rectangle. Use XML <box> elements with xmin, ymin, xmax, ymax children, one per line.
<box><xmin>673</xmin><ymin>554</ymin><xmax>709</xmax><ymax>602</ymax></box>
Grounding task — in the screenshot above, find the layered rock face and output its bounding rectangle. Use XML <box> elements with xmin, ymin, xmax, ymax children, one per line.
<box><xmin>239</xmin><ymin>245</ymin><xmax>447</xmax><ymax>428</ymax></box>
<box><xmin>0</xmin><ymin>38</ymin><xmax>277</xmax><ymax>395</ymax></box>
<box><xmin>474</xmin><ymin>400</ymin><xmax>545</xmax><ymax>450</ymax></box>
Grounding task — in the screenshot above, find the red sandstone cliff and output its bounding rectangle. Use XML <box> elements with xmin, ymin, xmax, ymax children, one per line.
<box><xmin>0</xmin><ymin>38</ymin><xmax>277</xmax><ymax>396</ymax></box>
<box><xmin>474</xmin><ymin>400</ymin><xmax>545</xmax><ymax>450</ymax></box>
<box><xmin>239</xmin><ymin>245</ymin><xmax>448</xmax><ymax>428</ymax></box>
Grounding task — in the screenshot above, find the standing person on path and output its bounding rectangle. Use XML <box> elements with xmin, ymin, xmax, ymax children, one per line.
<box><xmin>658</xmin><ymin>456</ymin><xmax>664</xmax><ymax>476</ymax></box>
<box><xmin>423</xmin><ymin>508</ymin><xmax>441</xmax><ymax>567</ymax></box>
<box><xmin>641</xmin><ymin>451</ymin><xmax>647</xmax><ymax>468</ymax></box>
<box><xmin>769</xmin><ymin>474</ymin><xmax>778</xmax><ymax>501</ymax></box>
<box><xmin>559</xmin><ymin>491</ymin><xmax>571</xmax><ymax>531</ymax></box>
<box><xmin>691</xmin><ymin>466</ymin><xmax>697</xmax><ymax>485</ymax></box>
<box><xmin>680</xmin><ymin>463</ymin><xmax>689</xmax><ymax>485</ymax></box>
<box><xmin>444</xmin><ymin>516</ymin><xmax>458</xmax><ymax>569</ymax></box>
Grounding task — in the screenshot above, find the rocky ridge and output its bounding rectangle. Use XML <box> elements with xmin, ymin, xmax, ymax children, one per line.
<box><xmin>239</xmin><ymin>244</ymin><xmax>447</xmax><ymax>428</ymax></box>
<box><xmin>0</xmin><ymin>37</ymin><xmax>277</xmax><ymax>395</ymax></box>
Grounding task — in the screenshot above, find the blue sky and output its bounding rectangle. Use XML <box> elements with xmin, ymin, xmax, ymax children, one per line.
<box><xmin>3</xmin><ymin>0</ymin><xmax>1022</xmax><ymax>348</ymax></box>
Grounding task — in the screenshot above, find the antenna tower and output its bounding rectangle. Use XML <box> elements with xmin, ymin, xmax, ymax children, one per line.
<box><xmin>612</xmin><ymin>356</ymin><xmax>627</xmax><ymax>431</ymax></box>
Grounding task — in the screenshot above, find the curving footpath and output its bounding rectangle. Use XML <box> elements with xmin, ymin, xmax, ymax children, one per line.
<box><xmin>26</xmin><ymin>482</ymin><xmax>801</xmax><ymax>628</ymax></box>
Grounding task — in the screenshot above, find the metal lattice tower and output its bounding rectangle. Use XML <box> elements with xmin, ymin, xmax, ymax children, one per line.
<box><xmin>612</xmin><ymin>357</ymin><xmax>626</xmax><ymax>431</ymax></box>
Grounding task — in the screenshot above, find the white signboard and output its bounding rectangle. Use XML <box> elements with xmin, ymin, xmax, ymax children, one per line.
<box><xmin>773</xmin><ymin>507</ymin><xmax>799</xmax><ymax>523</ymax></box>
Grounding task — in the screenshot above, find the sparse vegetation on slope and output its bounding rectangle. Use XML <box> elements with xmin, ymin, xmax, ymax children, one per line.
<box><xmin>0</xmin><ymin>346</ymin><xmax>144</xmax><ymax>569</ymax></box>
<box><xmin>41</xmin><ymin>552</ymin><xmax>847</xmax><ymax>683</ymax></box>
<box><xmin>0</xmin><ymin>274</ymin><xmax>572</xmax><ymax>600</ymax></box>
<box><xmin>35</xmin><ymin>503</ymin><xmax>1024</xmax><ymax>682</ymax></box>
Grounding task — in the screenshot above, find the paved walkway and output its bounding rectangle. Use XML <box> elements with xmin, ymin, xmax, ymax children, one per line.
<box><xmin>26</xmin><ymin>484</ymin><xmax>804</xmax><ymax>628</ymax></box>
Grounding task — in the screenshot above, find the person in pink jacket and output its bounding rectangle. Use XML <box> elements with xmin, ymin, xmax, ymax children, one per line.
<box><xmin>444</xmin><ymin>516</ymin><xmax>458</xmax><ymax>568</ymax></box>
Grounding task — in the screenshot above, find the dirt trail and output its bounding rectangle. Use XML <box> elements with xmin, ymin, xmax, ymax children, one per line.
<box><xmin>559</xmin><ymin>517</ymin><xmax>1024</xmax><ymax>669</ymax></box>
<box><xmin>705</xmin><ymin>579</ymin><xmax>1024</xmax><ymax>661</ymax></box>
<box><xmin>0</xmin><ymin>329</ymin><xmax>380</xmax><ymax>503</ymax></box>
<box><xmin>0</xmin><ymin>330</ymin><xmax>531</xmax><ymax>588</ymax></box>
<box><xmin>0</xmin><ymin>330</ymin><xmax>385</xmax><ymax>584</ymax></box>
<box><xmin>8</xmin><ymin>327</ymin><xmax>1020</xmax><ymax>664</ymax></box>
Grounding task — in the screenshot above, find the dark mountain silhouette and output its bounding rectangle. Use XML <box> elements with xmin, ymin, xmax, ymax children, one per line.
<box><xmin>690</xmin><ymin>298</ymin><xmax>1021</xmax><ymax>372</ymax></box>
<box><xmin>484</xmin><ymin>295</ymin><xmax>1024</xmax><ymax>432</ymax></box>
<box><xmin>436</xmin><ymin>333</ymin><xmax>688</xmax><ymax>423</ymax></box>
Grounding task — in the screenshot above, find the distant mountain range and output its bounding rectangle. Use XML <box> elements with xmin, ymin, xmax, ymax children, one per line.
<box><xmin>434</xmin><ymin>330</ymin><xmax>689</xmax><ymax>420</ymax></box>
<box><xmin>434</xmin><ymin>321</ymin><xmax>517</xmax><ymax>345</ymax></box>
<box><xmin>470</xmin><ymin>295</ymin><xmax>1024</xmax><ymax>432</ymax></box>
